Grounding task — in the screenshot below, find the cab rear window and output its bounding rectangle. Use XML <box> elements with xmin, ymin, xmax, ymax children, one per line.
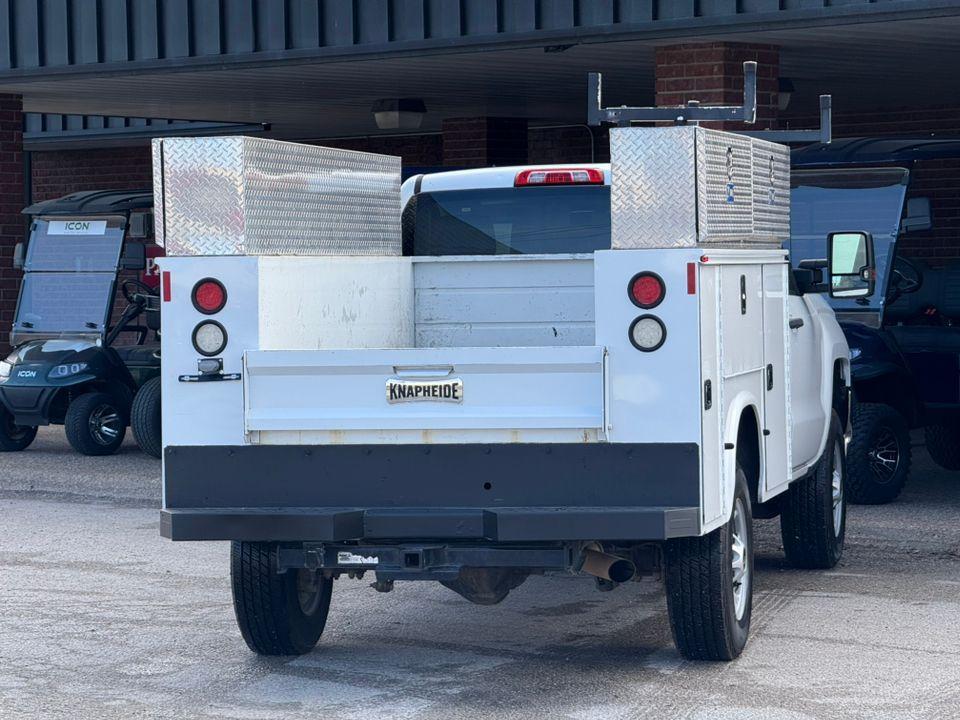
<box><xmin>403</xmin><ymin>186</ymin><xmax>611</xmax><ymax>256</ymax></box>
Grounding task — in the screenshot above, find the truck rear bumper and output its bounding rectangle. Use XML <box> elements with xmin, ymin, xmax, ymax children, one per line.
<box><xmin>161</xmin><ymin>442</ymin><xmax>701</xmax><ymax>542</ymax></box>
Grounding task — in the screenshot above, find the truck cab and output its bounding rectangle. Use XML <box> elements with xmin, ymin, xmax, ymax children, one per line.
<box><xmin>792</xmin><ymin>138</ymin><xmax>960</xmax><ymax>503</ymax></box>
<box><xmin>157</xmin><ymin>129</ymin><xmax>860</xmax><ymax>662</ymax></box>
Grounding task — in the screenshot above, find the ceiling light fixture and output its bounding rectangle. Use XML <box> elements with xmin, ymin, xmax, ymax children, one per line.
<box><xmin>371</xmin><ymin>98</ymin><xmax>427</xmax><ymax>130</ymax></box>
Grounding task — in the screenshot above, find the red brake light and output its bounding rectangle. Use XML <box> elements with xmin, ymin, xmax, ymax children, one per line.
<box><xmin>628</xmin><ymin>272</ymin><xmax>665</xmax><ymax>309</ymax></box>
<box><xmin>192</xmin><ymin>278</ymin><xmax>227</xmax><ymax>315</ymax></box>
<box><xmin>515</xmin><ymin>168</ymin><xmax>604</xmax><ymax>187</ymax></box>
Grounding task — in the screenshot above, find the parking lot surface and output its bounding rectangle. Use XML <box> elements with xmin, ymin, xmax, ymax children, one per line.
<box><xmin>1</xmin><ymin>428</ymin><xmax>959</xmax><ymax>719</ymax></box>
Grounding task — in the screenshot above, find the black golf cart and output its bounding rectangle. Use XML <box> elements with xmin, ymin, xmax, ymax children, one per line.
<box><xmin>791</xmin><ymin>137</ymin><xmax>960</xmax><ymax>503</ymax></box>
<box><xmin>0</xmin><ymin>190</ymin><xmax>162</xmax><ymax>456</ymax></box>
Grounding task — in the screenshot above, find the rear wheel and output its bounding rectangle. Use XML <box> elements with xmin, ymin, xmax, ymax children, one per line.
<box><xmin>846</xmin><ymin>402</ymin><xmax>911</xmax><ymax>505</ymax></box>
<box><xmin>0</xmin><ymin>406</ymin><xmax>36</xmax><ymax>451</ymax></box>
<box><xmin>131</xmin><ymin>377</ymin><xmax>162</xmax><ymax>459</ymax></box>
<box><xmin>231</xmin><ymin>541</ymin><xmax>333</xmax><ymax>656</ymax></box>
<box><xmin>780</xmin><ymin>411</ymin><xmax>845</xmax><ymax>569</ymax></box>
<box><xmin>664</xmin><ymin>466</ymin><xmax>753</xmax><ymax>661</ymax></box>
<box><xmin>924</xmin><ymin>423</ymin><xmax>960</xmax><ymax>471</ymax></box>
<box><xmin>65</xmin><ymin>391</ymin><xmax>127</xmax><ymax>456</ymax></box>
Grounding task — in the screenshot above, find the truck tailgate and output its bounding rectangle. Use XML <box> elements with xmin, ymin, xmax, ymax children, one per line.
<box><xmin>244</xmin><ymin>346</ymin><xmax>604</xmax><ymax>433</ymax></box>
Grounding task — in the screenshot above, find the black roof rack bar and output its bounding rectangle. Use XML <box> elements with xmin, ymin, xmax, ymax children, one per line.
<box><xmin>740</xmin><ymin>95</ymin><xmax>832</xmax><ymax>144</ymax></box>
<box><xmin>588</xmin><ymin>61</ymin><xmax>757</xmax><ymax>127</ymax></box>
<box><xmin>588</xmin><ymin>62</ymin><xmax>832</xmax><ymax>144</ymax></box>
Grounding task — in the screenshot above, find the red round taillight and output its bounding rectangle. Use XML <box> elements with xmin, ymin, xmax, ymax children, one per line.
<box><xmin>192</xmin><ymin>278</ymin><xmax>227</xmax><ymax>315</ymax></box>
<box><xmin>628</xmin><ymin>272</ymin><xmax>665</xmax><ymax>309</ymax></box>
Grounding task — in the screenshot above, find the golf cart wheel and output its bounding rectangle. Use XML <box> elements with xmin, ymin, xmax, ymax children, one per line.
<box><xmin>780</xmin><ymin>412</ymin><xmax>846</xmax><ymax>569</ymax></box>
<box><xmin>231</xmin><ymin>541</ymin><xmax>333</xmax><ymax>656</ymax></box>
<box><xmin>847</xmin><ymin>402</ymin><xmax>911</xmax><ymax>505</ymax></box>
<box><xmin>0</xmin><ymin>405</ymin><xmax>37</xmax><ymax>452</ymax></box>
<box><xmin>65</xmin><ymin>391</ymin><xmax>127</xmax><ymax>456</ymax></box>
<box><xmin>664</xmin><ymin>466</ymin><xmax>753</xmax><ymax>661</ymax></box>
<box><xmin>131</xmin><ymin>377</ymin><xmax>161</xmax><ymax>459</ymax></box>
<box><xmin>924</xmin><ymin>423</ymin><xmax>960</xmax><ymax>471</ymax></box>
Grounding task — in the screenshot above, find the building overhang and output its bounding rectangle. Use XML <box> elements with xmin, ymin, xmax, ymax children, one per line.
<box><xmin>0</xmin><ymin>2</ymin><xmax>958</xmax><ymax>142</ymax></box>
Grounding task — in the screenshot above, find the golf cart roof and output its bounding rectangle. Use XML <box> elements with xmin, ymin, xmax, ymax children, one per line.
<box><xmin>792</xmin><ymin>137</ymin><xmax>960</xmax><ymax>168</ymax></box>
<box><xmin>22</xmin><ymin>189</ymin><xmax>153</xmax><ymax>216</ymax></box>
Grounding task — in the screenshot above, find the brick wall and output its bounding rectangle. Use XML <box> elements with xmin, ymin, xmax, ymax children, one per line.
<box><xmin>442</xmin><ymin>117</ymin><xmax>527</xmax><ymax>168</ymax></box>
<box><xmin>30</xmin><ymin>146</ymin><xmax>153</xmax><ymax>202</ymax></box>
<box><xmin>317</xmin><ymin>134</ymin><xmax>442</xmax><ymax>167</ymax></box>
<box><xmin>0</xmin><ymin>95</ymin><xmax>24</xmax><ymax>348</ymax></box>
<box><xmin>785</xmin><ymin>105</ymin><xmax>960</xmax><ymax>265</ymax></box>
<box><xmin>528</xmin><ymin>126</ymin><xmax>610</xmax><ymax>164</ymax></box>
<box><xmin>655</xmin><ymin>43</ymin><xmax>780</xmax><ymax>130</ymax></box>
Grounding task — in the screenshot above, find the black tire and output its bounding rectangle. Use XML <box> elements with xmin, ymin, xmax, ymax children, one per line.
<box><xmin>231</xmin><ymin>541</ymin><xmax>333</xmax><ymax>656</ymax></box>
<box><xmin>0</xmin><ymin>405</ymin><xmax>37</xmax><ymax>451</ymax></box>
<box><xmin>846</xmin><ymin>402</ymin><xmax>911</xmax><ymax>505</ymax></box>
<box><xmin>131</xmin><ymin>377</ymin><xmax>162</xmax><ymax>459</ymax></box>
<box><xmin>665</xmin><ymin>467</ymin><xmax>753</xmax><ymax>661</ymax></box>
<box><xmin>780</xmin><ymin>411</ymin><xmax>845</xmax><ymax>569</ymax></box>
<box><xmin>924</xmin><ymin>423</ymin><xmax>960</xmax><ymax>471</ymax></box>
<box><xmin>64</xmin><ymin>391</ymin><xmax>127</xmax><ymax>456</ymax></box>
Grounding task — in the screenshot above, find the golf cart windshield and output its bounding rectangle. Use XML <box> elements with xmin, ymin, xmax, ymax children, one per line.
<box><xmin>789</xmin><ymin>168</ymin><xmax>908</xmax><ymax>313</ymax></box>
<box><xmin>14</xmin><ymin>216</ymin><xmax>126</xmax><ymax>337</ymax></box>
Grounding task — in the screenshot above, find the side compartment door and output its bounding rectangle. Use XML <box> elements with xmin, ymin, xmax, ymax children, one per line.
<box><xmin>761</xmin><ymin>263</ymin><xmax>791</xmax><ymax>498</ymax></box>
<box><xmin>787</xmin><ymin>294</ymin><xmax>822</xmax><ymax>470</ymax></box>
<box><xmin>699</xmin><ymin>264</ymin><xmax>723</xmax><ymax>529</ymax></box>
<box><xmin>714</xmin><ymin>263</ymin><xmax>766</xmax><ymax>531</ymax></box>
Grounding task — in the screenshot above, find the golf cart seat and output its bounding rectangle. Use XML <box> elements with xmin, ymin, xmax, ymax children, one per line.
<box><xmin>885</xmin><ymin>259</ymin><xmax>960</xmax><ymax>323</ymax></box>
<box><xmin>113</xmin><ymin>344</ymin><xmax>160</xmax><ymax>367</ymax></box>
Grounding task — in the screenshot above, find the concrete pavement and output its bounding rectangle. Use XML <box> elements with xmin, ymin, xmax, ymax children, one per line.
<box><xmin>0</xmin><ymin>428</ymin><xmax>958</xmax><ymax>719</ymax></box>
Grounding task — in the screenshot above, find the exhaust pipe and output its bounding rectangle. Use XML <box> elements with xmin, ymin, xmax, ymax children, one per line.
<box><xmin>581</xmin><ymin>549</ymin><xmax>636</xmax><ymax>583</ymax></box>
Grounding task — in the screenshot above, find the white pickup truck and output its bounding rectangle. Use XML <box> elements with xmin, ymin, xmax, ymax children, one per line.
<box><xmin>156</xmin><ymin>127</ymin><xmax>870</xmax><ymax>661</ymax></box>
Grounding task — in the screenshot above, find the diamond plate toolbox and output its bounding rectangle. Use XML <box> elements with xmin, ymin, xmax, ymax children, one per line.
<box><xmin>152</xmin><ymin>136</ymin><xmax>401</xmax><ymax>256</ymax></box>
<box><xmin>610</xmin><ymin>126</ymin><xmax>789</xmax><ymax>249</ymax></box>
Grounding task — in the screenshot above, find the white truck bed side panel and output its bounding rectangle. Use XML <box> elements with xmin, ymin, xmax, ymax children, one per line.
<box><xmin>593</xmin><ymin>248</ymin><xmax>703</xmax><ymax>445</ymax></box>
<box><xmin>258</xmin><ymin>256</ymin><xmax>414</xmax><ymax>351</ymax></box>
<box><xmin>159</xmin><ymin>256</ymin><xmax>258</xmax><ymax>450</ymax></box>
<box><xmin>413</xmin><ymin>255</ymin><xmax>594</xmax><ymax>348</ymax></box>
<box><xmin>244</xmin><ymin>346</ymin><xmax>604</xmax><ymax>436</ymax></box>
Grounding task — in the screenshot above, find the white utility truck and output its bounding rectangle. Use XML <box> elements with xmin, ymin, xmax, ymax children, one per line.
<box><xmin>155</xmin><ymin>77</ymin><xmax>870</xmax><ymax>661</ymax></box>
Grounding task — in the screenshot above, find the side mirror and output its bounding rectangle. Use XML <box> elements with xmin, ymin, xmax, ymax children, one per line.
<box><xmin>900</xmin><ymin>197</ymin><xmax>932</xmax><ymax>233</ymax></box>
<box><xmin>828</xmin><ymin>231</ymin><xmax>875</xmax><ymax>299</ymax></box>
<box><xmin>120</xmin><ymin>242</ymin><xmax>146</xmax><ymax>271</ymax></box>
<box><xmin>12</xmin><ymin>242</ymin><xmax>24</xmax><ymax>270</ymax></box>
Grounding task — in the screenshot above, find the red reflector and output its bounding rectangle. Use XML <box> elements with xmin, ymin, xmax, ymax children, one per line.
<box><xmin>192</xmin><ymin>278</ymin><xmax>227</xmax><ymax>315</ymax></box>
<box><xmin>515</xmin><ymin>168</ymin><xmax>604</xmax><ymax>186</ymax></box>
<box><xmin>687</xmin><ymin>263</ymin><xmax>697</xmax><ymax>294</ymax></box>
<box><xmin>628</xmin><ymin>272</ymin><xmax>665</xmax><ymax>309</ymax></box>
<box><xmin>161</xmin><ymin>271</ymin><xmax>171</xmax><ymax>302</ymax></box>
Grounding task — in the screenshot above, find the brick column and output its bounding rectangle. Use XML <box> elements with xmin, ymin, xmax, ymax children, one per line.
<box><xmin>442</xmin><ymin>117</ymin><xmax>528</xmax><ymax>168</ymax></box>
<box><xmin>655</xmin><ymin>43</ymin><xmax>780</xmax><ymax>130</ymax></box>
<box><xmin>0</xmin><ymin>94</ymin><xmax>23</xmax><ymax>349</ymax></box>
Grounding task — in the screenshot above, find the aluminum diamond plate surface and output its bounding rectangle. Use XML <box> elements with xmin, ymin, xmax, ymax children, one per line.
<box><xmin>154</xmin><ymin>136</ymin><xmax>401</xmax><ymax>256</ymax></box>
<box><xmin>611</xmin><ymin>127</ymin><xmax>697</xmax><ymax>249</ymax></box>
<box><xmin>610</xmin><ymin>126</ymin><xmax>789</xmax><ymax>249</ymax></box>
<box><xmin>696</xmin><ymin>128</ymin><xmax>754</xmax><ymax>242</ymax></box>
<box><xmin>751</xmin><ymin>136</ymin><xmax>791</xmax><ymax>241</ymax></box>
<box><xmin>151</xmin><ymin>139</ymin><xmax>165</xmax><ymax>248</ymax></box>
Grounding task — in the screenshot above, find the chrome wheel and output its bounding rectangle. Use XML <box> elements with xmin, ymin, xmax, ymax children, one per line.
<box><xmin>731</xmin><ymin>497</ymin><xmax>750</xmax><ymax>622</ymax></box>
<box><xmin>88</xmin><ymin>404</ymin><xmax>122</xmax><ymax>446</ymax></box>
<box><xmin>296</xmin><ymin>569</ymin><xmax>323</xmax><ymax>616</ymax></box>
<box><xmin>832</xmin><ymin>440</ymin><xmax>844</xmax><ymax>536</ymax></box>
<box><xmin>868</xmin><ymin>427</ymin><xmax>900</xmax><ymax>484</ymax></box>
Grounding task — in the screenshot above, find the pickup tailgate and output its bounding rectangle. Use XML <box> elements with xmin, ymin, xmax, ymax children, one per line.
<box><xmin>244</xmin><ymin>346</ymin><xmax>604</xmax><ymax>433</ymax></box>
